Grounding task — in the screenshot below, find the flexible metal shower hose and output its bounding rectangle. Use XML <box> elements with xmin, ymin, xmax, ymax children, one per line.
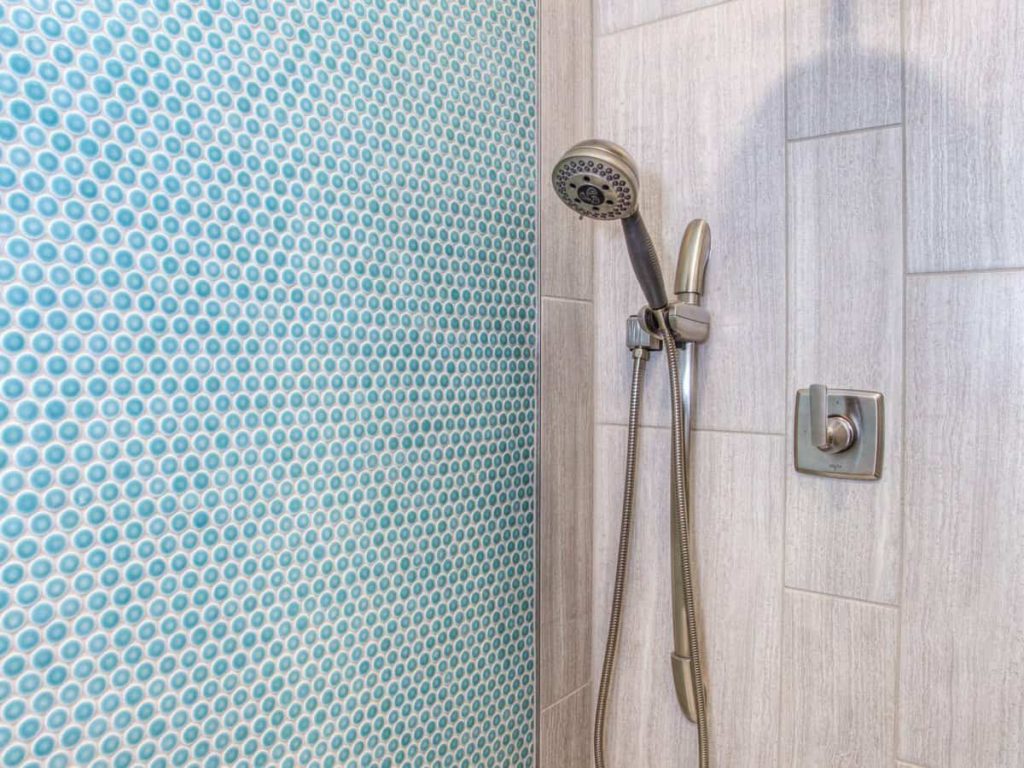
<box><xmin>594</xmin><ymin>352</ymin><xmax>645</xmax><ymax>768</ymax></box>
<box><xmin>593</xmin><ymin>311</ymin><xmax>709</xmax><ymax>768</ymax></box>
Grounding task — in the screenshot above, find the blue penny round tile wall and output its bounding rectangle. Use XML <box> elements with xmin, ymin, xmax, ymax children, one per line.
<box><xmin>0</xmin><ymin>0</ymin><xmax>537</xmax><ymax>765</ymax></box>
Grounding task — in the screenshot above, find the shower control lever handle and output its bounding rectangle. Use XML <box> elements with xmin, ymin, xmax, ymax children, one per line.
<box><xmin>809</xmin><ymin>384</ymin><xmax>829</xmax><ymax>448</ymax></box>
<box><xmin>810</xmin><ymin>384</ymin><xmax>857</xmax><ymax>453</ymax></box>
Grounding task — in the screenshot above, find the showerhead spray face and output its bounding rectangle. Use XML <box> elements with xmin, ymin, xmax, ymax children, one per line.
<box><xmin>551</xmin><ymin>139</ymin><xmax>668</xmax><ymax>310</ymax></box>
<box><xmin>550</xmin><ymin>139</ymin><xmax>640</xmax><ymax>220</ymax></box>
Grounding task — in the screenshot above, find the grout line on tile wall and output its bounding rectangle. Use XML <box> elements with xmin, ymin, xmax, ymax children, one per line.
<box><xmin>595</xmin><ymin>0</ymin><xmax>740</xmax><ymax>40</ymax></box>
<box><xmin>787</xmin><ymin>121</ymin><xmax>902</xmax><ymax>145</ymax></box>
<box><xmin>895</xmin><ymin>0</ymin><xmax>910</xmax><ymax>763</ymax></box>
<box><xmin>779</xmin><ymin>2</ymin><xmax>791</xmax><ymax>759</ymax></box>
<box><xmin>906</xmin><ymin>264</ymin><xmax>1024</xmax><ymax>279</ymax></box>
<box><xmin>593</xmin><ymin>421</ymin><xmax>785</xmax><ymax>438</ymax></box>
<box><xmin>539</xmin><ymin>294</ymin><xmax>594</xmax><ymax>305</ymax></box>
<box><xmin>691</xmin><ymin>426</ymin><xmax>786</xmax><ymax>439</ymax></box>
<box><xmin>785</xmin><ymin>585</ymin><xmax>899</xmax><ymax>612</ymax></box>
<box><xmin>581</xmin><ymin>9</ymin><xmax>598</xmax><ymax>768</ymax></box>
<box><xmin>539</xmin><ymin>680</ymin><xmax>591</xmax><ymax>715</ymax></box>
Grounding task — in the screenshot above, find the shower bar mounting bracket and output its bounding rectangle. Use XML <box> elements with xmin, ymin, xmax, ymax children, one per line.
<box><xmin>637</xmin><ymin>303</ymin><xmax>710</xmax><ymax>347</ymax></box>
<box><xmin>626</xmin><ymin>314</ymin><xmax>663</xmax><ymax>358</ymax></box>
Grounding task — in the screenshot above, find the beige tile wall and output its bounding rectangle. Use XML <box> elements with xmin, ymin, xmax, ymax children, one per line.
<box><xmin>785</xmin><ymin>0</ymin><xmax>902</xmax><ymax>139</ymax></box>
<box><xmin>539</xmin><ymin>299</ymin><xmax>593</xmax><ymax>707</ymax></box>
<box><xmin>592</xmin><ymin>0</ymin><xmax>786</xmax><ymax>434</ymax></box>
<box><xmin>780</xmin><ymin>590</ymin><xmax>898</xmax><ymax>767</ymax></box>
<box><xmin>539</xmin><ymin>0</ymin><xmax>1024</xmax><ymax>766</ymax></box>
<box><xmin>589</xmin><ymin>1</ymin><xmax>787</xmax><ymax>765</ymax></box>
<box><xmin>592</xmin><ymin>427</ymin><xmax>784</xmax><ymax>766</ymax></box>
<box><xmin>594</xmin><ymin>0</ymin><xmax>726</xmax><ymax>36</ymax></box>
<box><xmin>537</xmin><ymin>0</ymin><xmax>594</xmax><ymax>764</ymax></box>
<box><xmin>905</xmin><ymin>0</ymin><xmax>1024</xmax><ymax>272</ymax></box>
<box><xmin>539</xmin><ymin>684</ymin><xmax>592</xmax><ymax>768</ymax></box>
<box><xmin>785</xmin><ymin>127</ymin><xmax>904</xmax><ymax>605</ymax></box>
<box><xmin>900</xmin><ymin>273</ymin><xmax>1024</xmax><ymax>768</ymax></box>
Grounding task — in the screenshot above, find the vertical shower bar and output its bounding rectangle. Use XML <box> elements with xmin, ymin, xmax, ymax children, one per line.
<box><xmin>669</xmin><ymin>340</ymin><xmax>701</xmax><ymax>722</ymax></box>
<box><xmin>668</xmin><ymin>218</ymin><xmax>711</xmax><ymax>725</ymax></box>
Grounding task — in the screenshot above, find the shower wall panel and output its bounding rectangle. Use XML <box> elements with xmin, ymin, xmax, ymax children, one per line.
<box><xmin>581</xmin><ymin>0</ymin><xmax>1024</xmax><ymax>765</ymax></box>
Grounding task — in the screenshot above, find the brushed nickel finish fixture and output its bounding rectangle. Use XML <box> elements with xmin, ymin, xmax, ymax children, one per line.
<box><xmin>675</xmin><ymin>218</ymin><xmax>711</xmax><ymax>302</ymax></box>
<box><xmin>551</xmin><ymin>139</ymin><xmax>668</xmax><ymax>310</ymax></box>
<box><xmin>551</xmin><ymin>138</ymin><xmax>712</xmax><ymax>768</ymax></box>
<box><xmin>810</xmin><ymin>383</ymin><xmax>857</xmax><ymax>453</ymax></box>
<box><xmin>663</xmin><ymin>220</ymin><xmax>711</xmax><ymax>345</ymax></box>
<box><xmin>666</xmin><ymin>220</ymin><xmax>712</xmax><ymax>727</ymax></box>
<box><xmin>794</xmin><ymin>385</ymin><xmax>884</xmax><ymax>479</ymax></box>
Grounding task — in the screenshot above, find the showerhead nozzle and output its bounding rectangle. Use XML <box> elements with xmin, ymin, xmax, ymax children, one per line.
<box><xmin>550</xmin><ymin>139</ymin><xmax>640</xmax><ymax>221</ymax></box>
<box><xmin>550</xmin><ymin>139</ymin><xmax>669</xmax><ymax>310</ymax></box>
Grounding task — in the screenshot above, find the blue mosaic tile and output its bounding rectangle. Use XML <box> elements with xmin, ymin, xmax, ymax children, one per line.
<box><xmin>0</xmin><ymin>0</ymin><xmax>537</xmax><ymax>764</ymax></box>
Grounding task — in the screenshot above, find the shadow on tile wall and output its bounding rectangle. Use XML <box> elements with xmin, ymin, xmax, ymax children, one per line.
<box><xmin>584</xmin><ymin>1</ymin><xmax>1019</xmax><ymax>767</ymax></box>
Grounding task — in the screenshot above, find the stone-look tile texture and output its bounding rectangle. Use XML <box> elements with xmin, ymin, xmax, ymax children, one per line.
<box><xmin>592</xmin><ymin>426</ymin><xmax>784</xmax><ymax>766</ymax></box>
<box><xmin>899</xmin><ymin>273</ymin><xmax>1024</xmax><ymax>768</ymax></box>
<box><xmin>540</xmin><ymin>298</ymin><xmax>594</xmax><ymax>707</ymax></box>
<box><xmin>539</xmin><ymin>0</ymin><xmax>593</xmax><ymax>299</ymax></box>
<box><xmin>540</xmin><ymin>685</ymin><xmax>592</xmax><ymax>768</ymax></box>
<box><xmin>564</xmin><ymin>0</ymin><xmax>1024</xmax><ymax>765</ymax></box>
<box><xmin>592</xmin><ymin>425</ymin><xmax>684</xmax><ymax>765</ymax></box>
<box><xmin>786</xmin><ymin>0</ymin><xmax>902</xmax><ymax>138</ymax></box>
<box><xmin>595</xmin><ymin>0</ymin><xmax>728</xmax><ymax>36</ymax></box>
<box><xmin>593</xmin><ymin>0</ymin><xmax>786</xmax><ymax>434</ymax></box>
<box><xmin>780</xmin><ymin>590</ymin><xmax>898</xmax><ymax>767</ymax></box>
<box><xmin>538</xmin><ymin>0</ymin><xmax>594</xmax><ymax>762</ymax></box>
<box><xmin>690</xmin><ymin>430</ymin><xmax>785</xmax><ymax>768</ymax></box>
<box><xmin>905</xmin><ymin>0</ymin><xmax>1024</xmax><ymax>272</ymax></box>
<box><xmin>785</xmin><ymin>127</ymin><xmax>904</xmax><ymax>604</ymax></box>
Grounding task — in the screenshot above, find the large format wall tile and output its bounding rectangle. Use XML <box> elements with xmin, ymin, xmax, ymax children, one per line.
<box><xmin>540</xmin><ymin>685</ymin><xmax>592</xmax><ymax>768</ymax></box>
<box><xmin>780</xmin><ymin>590</ymin><xmax>898</xmax><ymax>768</ymax></box>
<box><xmin>690</xmin><ymin>430</ymin><xmax>784</xmax><ymax>768</ymax></box>
<box><xmin>540</xmin><ymin>298</ymin><xmax>594</xmax><ymax>706</ymax></box>
<box><xmin>593</xmin><ymin>0</ymin><xmax>786</xmax><ymax>434</ymax></box>
<box><xmin>899</xmin><ymin>273</ymin><xmax>1024</xmax><ymax>768</ymax></box>
<box><xmin>786</xmin><ymin>0</ymin><xmax>901</xmax><ymax>139</ymax></box>
<box><xmin>785</xmin><ymin>127</ymin><xmax>903</xmax><ymax>604</ymax></box>
<box><xmin>592</xmin><ymin>426</ymin><xmax>690</xmax><ymax>765</ymax></box>
<box><xmin>596</xmin><ymin>0</ymin><xmax>728</xmax><ymax>36</ymax></box>
<box><xmin>592</xmin><ymin>426</ymin><xmax>783</xmax><ymax>766</ymax></box>
<box><xmin>905</xmin><ymin>1</ymin><xmax>1024</xmax><ymax>272</ymax></box>
<box><xmin>540</xmin><ymin>0</ymin><xmax>592</xmax><ymax>299</ymax></box>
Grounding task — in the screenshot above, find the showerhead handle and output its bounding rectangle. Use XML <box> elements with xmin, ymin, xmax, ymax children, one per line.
<box><xmin>621</xmin><ymin>211</ymin><xmax>669</xmax><ymax>310</ymax></box>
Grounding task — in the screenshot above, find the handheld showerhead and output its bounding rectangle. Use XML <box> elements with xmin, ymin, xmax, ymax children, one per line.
<box><xmin>551</xmin><ymin>139</ymin><xmax>640</xmax><ymax>220</ymax></box>
<box><xmin>551</xmin><ymin>139</ymin><xmax>668</xmax><ymax>309</ymax></box>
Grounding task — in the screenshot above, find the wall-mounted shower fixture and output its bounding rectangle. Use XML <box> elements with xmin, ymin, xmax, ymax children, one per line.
<box><xmin>664</xmin><ymin>218</ymin><xmax>710</xmax><ymax>731</ymax></box>
<box><xmin>552</xmin><ymin>140</ymin><xmax>669</xmax><ymax>310</ymax></box>
<box><xmin>552</xmin><ymin>138</ymin><xmax>712</xmax><ymax>768</ymax></box>
<box><xmin>664</xmin><ymin>219</ymin><xmax>712</xmax><ymax>344</ymax></box>
<box><xmin>675</xmin><ymin>219</ymin><xmax>711</xmax><ymax>303</ymax></box>
<box><xmin>794</xmin><ymin>384</ymin><xmax>884</xmax><ymax>479</ymax></box>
